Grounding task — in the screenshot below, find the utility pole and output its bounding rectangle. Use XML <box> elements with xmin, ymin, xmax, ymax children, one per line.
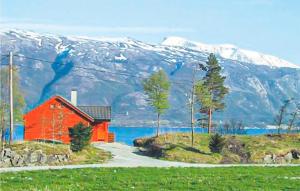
<box><xmin>9</xmin><ymin>51</ymin><xmax>14</xmax><ymax>145</ymax></box>
<box><xmin>190</xmin><ymin>67</ymin><xmax>196</xmax><ymax>147</ymax></box>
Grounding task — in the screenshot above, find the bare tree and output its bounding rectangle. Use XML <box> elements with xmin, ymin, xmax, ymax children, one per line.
<box><xmin>288</xmin><ymin>103</ymin><xmax>300</xmax><ymax>133</ymax></box>
<box><xmin>217</xmin><ymin>119</ymin><xmax>246</xmax><ymax>135</ymax></box>
<box><xmin>274</xmin><ymin>99</ymin><xmax>292</xmax><ymax>134</ymax></box>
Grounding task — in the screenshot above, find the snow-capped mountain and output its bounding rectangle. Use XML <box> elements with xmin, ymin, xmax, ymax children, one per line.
<box><xmin>1</xmin><ymin>29</ymin><xmax>299</xmax><ymax>127</ymax></box>
<box><xmin>162</xmin><ymin>36</ymin><xmax>299</xmax><ymax>69</ymax></box>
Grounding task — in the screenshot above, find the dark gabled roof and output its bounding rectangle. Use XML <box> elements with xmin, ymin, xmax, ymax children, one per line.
<box><xmin>78</xmin><ymin>106</ymin><xmax>111</xmax><ymax>121</ymax></box>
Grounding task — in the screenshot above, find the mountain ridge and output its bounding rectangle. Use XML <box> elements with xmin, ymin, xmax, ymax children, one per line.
<box><xmin>162</xmin><ymin>36</ymin><xmax>300</xmax><ymax>69</ymax></box>
<box><xmin>1</xmin><ymin>29</ymin><xmax>299</xmax><ymax>127</ymax></box>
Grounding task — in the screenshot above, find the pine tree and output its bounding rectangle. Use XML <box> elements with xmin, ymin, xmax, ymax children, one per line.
<box><xmin>196</xmin><ymin>54</ymin><xmax>228</xmax><ymax>134</ymax></box>
<box><xmin>68</xmin><ymin>122</ymin><xmax>92</xmax><ymax>152</ymax></box>
<box><xmin>143</xmin><ymin>69</ymin><xmax>170</xmax><ymax>137</ymax></box>
<box><xmin>209</xmin><ymin>133</ymin><xmax>225</xmax><ymax>153</ymax></box>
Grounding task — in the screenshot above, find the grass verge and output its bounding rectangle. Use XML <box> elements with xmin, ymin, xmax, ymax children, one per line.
<box><xmin>1</xmin><ymin>166</ymin><xmax>300</xmax><ymax>190</ymax></box>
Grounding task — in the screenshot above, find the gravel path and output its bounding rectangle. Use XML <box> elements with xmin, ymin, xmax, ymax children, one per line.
<box><xmin>1</xmin><ymin>142</ymin><xmax>299</xmax><ymax>173</ymax></box>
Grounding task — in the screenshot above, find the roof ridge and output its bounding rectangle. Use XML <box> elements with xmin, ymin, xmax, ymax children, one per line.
<box><xmin>54</xmin><ymin>96</ymin><xmax>95</xmax><ymax>122</ymax></box>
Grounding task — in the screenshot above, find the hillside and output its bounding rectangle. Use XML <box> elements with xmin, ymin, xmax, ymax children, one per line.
<box><xmin>0</xmin><ymin>29</ymin><xmax>300</xmax><ymax>126</ymax></box>
<box><xmin>134</xmin><ymin>133</ymin><xmax>300</xmax><ymax>164</ymax></box>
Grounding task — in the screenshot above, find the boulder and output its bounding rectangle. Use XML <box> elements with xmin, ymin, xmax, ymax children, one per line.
<box><xmin>47</xmin><ymin>155</ymin><xmax>57</xmax><ymax>164</ymax></box>
<box><xmin>275</xmin><ymin>156</ymin><xmax>286</xmax><ymax>164</ymax></box>
<box><xmin>62</xmin><ymin>155</ymin><xmax>68</xmax><ymax>162</ymax></box>
<box><xmin>133</xmin><ymin>139</ymin><xmax>144</xmax><ymax>147</ymax></box>
<box><xmin>11</xmin><ymin>154</ymin><xmax>25</xmax><ymax>167</ymax></box>
<box><xmin>0</xmin><ymin>158</ymin><xmax>11</xmax><ymax>168</ymax></box>
<box><xmin>291</xmin><ymin>150</ymin><xmax>300</xmax><ymax>159</ymax></box>
<box><xmin>29</xmin><ymin>151</ymin><xmax>40</xmax><ymax>163</ymax></box>
<box><xmin>39</xmin><ymin>154</ymin><xmax>47</xmax><ymax>164</ymax></box>
<box><xmin>263</xmin><ymin>154</ymin><xmax>273</xmax><ymax>164</ymax></box>
<box><xmin>225</xmin><ymin>138</ymin><xmax>251</xmax><ymax>163</ymax></box>
<box><xmin>138</xmin><ymin>147</ymin><xmax>149</xmax><ymax>153</ymax></box>
<box><xmin>56</xmin><ymin>155</ymin><xmax>65</xmax><ymax>162</ymax></box>
<box><xmin>284</xmin><ymin>152</ymin><xmax>293</xmax><ymax>163</ymax></box>
<box><xmin>0</xmin><ymin>150</ymin><xmax>4</xmax><ymax>161</ymax></box>
<box><xmin>147</xmin><ymin>144</ymin><xmax>164</xmax><ymax>157</ymax></box>
<box><xmin>3</xmin><ymin>148</ymin><xmax>13</xmax><ymax>158</ymax></box>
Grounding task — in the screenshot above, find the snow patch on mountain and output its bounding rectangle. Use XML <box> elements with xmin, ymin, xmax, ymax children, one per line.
<box><xmin>115</xmin><ymin>53</ymin><xmax>127</xmax><ymax>61</ymax></box>
<box><xmin>162</xmin><ymin>36</ymin><xmax>300</xmax><ymax>69</ymax></box>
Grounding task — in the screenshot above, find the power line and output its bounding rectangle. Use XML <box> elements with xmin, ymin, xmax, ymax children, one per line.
<box><xmin>14</xmin><ymin>55</ymin><xmax>53</xmax><ymax>64</ymax></box>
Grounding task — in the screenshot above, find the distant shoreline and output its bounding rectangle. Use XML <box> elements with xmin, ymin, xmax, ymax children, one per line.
<box><xmin>109</xmin><ymin>125</ymin><xmax>296</xmax><ymax>130</ymax></box>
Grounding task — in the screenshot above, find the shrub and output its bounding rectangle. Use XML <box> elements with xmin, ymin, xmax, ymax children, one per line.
<box><xmin>209</xmin><ymin>133</ymin><xmax>225</xmax><ymax>153</ymax></box>
<box><xmin>68</xmin><ymin>122</ymin><xmax>92</xmax><ymax>152</ymax></box>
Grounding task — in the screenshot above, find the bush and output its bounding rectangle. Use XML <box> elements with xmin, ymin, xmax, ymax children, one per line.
<box><xmin>209</xmin><ymin>133</ymin><xmax>225</xmax><ymax>153</ymax></box>
<box><xmin>68</xmin><ymin>122</ymin><xmax>92</xmax><ymax>152</ymax></box>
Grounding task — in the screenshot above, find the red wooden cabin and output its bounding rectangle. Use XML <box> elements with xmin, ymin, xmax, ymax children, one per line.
<box><xmin>23</xmin><ymin>91</ymin><xmax>113</xmax><ymax>143</ymax></box>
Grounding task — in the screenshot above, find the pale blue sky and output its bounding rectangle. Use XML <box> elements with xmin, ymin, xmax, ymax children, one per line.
<box><xmin>0</xmin><ymin>0</ymin><xmax>299</xmax><ymax>65</ymax></box>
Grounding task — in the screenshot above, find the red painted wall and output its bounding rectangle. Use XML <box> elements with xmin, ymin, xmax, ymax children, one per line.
<box><xmin>24</xmin><ymin>96</ymin><xmax>110</xmax><ymax>143</ymax></box>
<box><xmin>91</xmin><ymin>121</ymin><xmax>109</xmax><ymax>142</ymax></box>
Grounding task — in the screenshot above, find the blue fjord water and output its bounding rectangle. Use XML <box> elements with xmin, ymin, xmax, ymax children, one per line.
<box><xmin>108</xmin><ymin>126</ymin><xmax>281</xmax><ymax>145</ymax></box>
<box><xmin>8</xmin><ymin>125</ymin><xmax>284</xmax><ymax>145</ymax></box>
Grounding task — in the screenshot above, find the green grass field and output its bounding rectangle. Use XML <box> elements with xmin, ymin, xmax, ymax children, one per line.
<box><xmin>1</xmin><ymin>167</ymin><xmax>300</xmax><ymax>190</ymax></box>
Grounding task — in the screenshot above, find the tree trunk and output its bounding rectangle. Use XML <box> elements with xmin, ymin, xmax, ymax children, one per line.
<box><xmin>208</xmin><ymin>108</ymin><xmax>212</xmax><ymax>134</ymax></box>
<box><xmin>288</xmin><ymin>112</ymin><xmax>297</xmax><ymax>133</ymax></box>
<box><xmin>156</xmin><ymin>113</ymin><xmax>160</xmax><ymax>137</ymax></box>
<box><xmin>191</xmin><ymin>124</ymin><xmax>194</xmax><ymax>147</ymax></box>
<box><xmin>191</xmin><ymin>97</ymin><xmax>194</xmax><ymax>147</ymax></box>
<box><xmin>191</xmin><ymin>69</ymin><xmax>195</xmax><ymax>147</ymax></box>
<box><xmin>191</xmin><ymin>110</ymin><xmax>194</xmax><ymax>147</ymax></box>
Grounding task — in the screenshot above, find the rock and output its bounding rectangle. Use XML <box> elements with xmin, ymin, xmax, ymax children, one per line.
<box><xmin>0</xmin><ymin>158</ymin><xmax>11</xmax><ymax>168</ymax></box>
<box><xmin>0</xmin><ymin>150</ymin><xmax>4</xmax><ymax>161</ymax></box>
<box><xmin>63</xmin><ymin>155</ymin><xmax>68</xmax><ymax>162</ymax></box>
<box><xmin>3</xmin><ymin>148</ymin><xmax>13</xmax><ymax>158</ymax></box>
<box><xmin>39</xmin><ymin>154</ymin><xmax>47</xmax><ymax>164</ymax></box>
<box><xmin>264</xmin><ymin>154</ymin><xmax>273</xmax><ymax>164</ymax></box>
<box><xmin>47</xmin><ymin>155</ymin><xmax>57</xmax><ymax>164</ymax></box>
<box><xmin>56</xmin><ymin>155</ymin><xmax>65</xmax><ymax>162</ymax></box>
<box><xmin>29</xmin><ymin>151</ymin><xmax>40</xmax><ymax>163</ymax></box>
<box><xmin>264</xmin><ymin>154</ymin><xmax>277</xmax><ymax>164</ymax></box>
<box><xmin>138</xmin><ymin>147</ymin><xmax>148</xmax><ymax>153</ymax></box>
<box><xmin>133</xmin><ymin>139</ymin><xmax>144</xmax><ymax>147</ymax></box>
<box><xmin>284</xmin><ymin>152</ymin><xmax>293</xmax><ymax>163</ymax></box>
<box><xmin>11</xmin><ymin>154</ymin><xmax>20</xmax><ymax>166</ymax></box>
<box><xmin>225</xmin><ymin>137</ymin><xmax>251</xmax><ymax>163</ymax></box>
<box><xmin>148</xmin><ymin>144</ymin><xmax>164</xmax><ymax>157</ymax></box>
<box><xmin>291</xmin><ymin>150</ymin><xmax>300</xmax><ymax>159</ymax></box>
<box><xmin>11</xmin><ymin>154</ymin><xmax>25</xmax><ymax>167</ymax></box>
<box><xmin>276</xmin><ymin>156</ymin><xmax>286</xmax><ymax>164</ymax></box>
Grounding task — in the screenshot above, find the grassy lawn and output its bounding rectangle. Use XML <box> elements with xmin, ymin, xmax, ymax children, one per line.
<box><xmin>5</xmin><ymin>142</ymin><xmax>111</xmax><ymax>165</ymax></box>
<box><xmin>1</xmin><ymin>167</ymin><xmax>300</xmax><ymax>190</ymax></box>
<box><xmin>136</xmin><ymin>133</ymin><xmax>300</xmax><ymax>164</ymax></box>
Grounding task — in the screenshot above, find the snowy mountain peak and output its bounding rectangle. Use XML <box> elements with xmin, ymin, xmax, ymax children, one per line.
<box><xmin>162</xmin><ymin>36</ymin><xmax>300</xmax><ymax>69</ymax></box>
